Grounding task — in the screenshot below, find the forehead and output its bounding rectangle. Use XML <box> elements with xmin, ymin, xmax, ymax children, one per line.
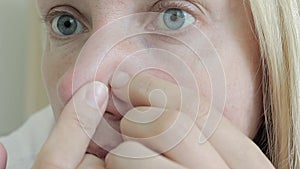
<box><xmin>37</xmin><ymin>0</ymin><xmax>153</xmax><ymax>11</ymax></box>
<box><xmin>36</xmin><ymin>0</ymin><xmax>228</xmax><ymax>14</ymax></box>
<box><xmin>37</xmin><ymin>0</ymin><xmax>149</xmax><ymax>21</ymax></box>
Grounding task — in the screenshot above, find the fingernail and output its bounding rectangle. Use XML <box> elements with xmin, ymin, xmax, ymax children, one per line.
<box><xmin>86</xmin><ymin>81</ymin><xmax>108</xmax><ymax>110</ymax></box>
<box><xmin>111</xmin><ymin>71</ymin><xmax>130</xmax><ymax>88</ymax></box>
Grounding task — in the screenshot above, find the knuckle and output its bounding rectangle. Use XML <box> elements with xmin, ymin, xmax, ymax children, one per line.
<box><xmin>136</xmin><ymin>75</ymin><xmax>156</xmax><ymax>96</ymax></box>
<box><xmin>77</xmin><ymin>118</ymin><xmax>96</xmax><ymax>137</ymax></box>
<box><xmin>118</xmin><ymin>141</ymin><xmax>144</xmax><ymax>149</ymax></box>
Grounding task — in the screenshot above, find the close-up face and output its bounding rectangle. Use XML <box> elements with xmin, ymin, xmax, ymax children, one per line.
<box><xmin>37</xmin><ymin>0</ymin><xmax>262</xmax><ymax>158</ymax></box>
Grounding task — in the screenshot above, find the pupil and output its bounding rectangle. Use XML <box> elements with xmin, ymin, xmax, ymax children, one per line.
<box><xmin>163</xmin><ymin>8</ymin><xmax>185</xmax><ymax>30</ymax></box>
<box><xmin>57</xmin><ymin>15</ymin><xmax>78</xmax><ymax>36</ymax></box>
<box><xmin>170</xmin><ymin>14</ymin><xmax>178</xmax><ymax>22</ymax></box>
<box><xmin>64</xmin><ymin>21</ymin><xmax>72</xmax><ymax>28</ymax></box>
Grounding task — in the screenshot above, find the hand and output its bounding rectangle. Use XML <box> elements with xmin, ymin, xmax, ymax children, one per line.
<box><xmin>106</xmin><ymin>72</ymin><xmax>275</xmax><ymax>169</ymax></box>
<box><xmin>32</xmin><ymin>82</ymin><xmax>108</xmax><ymax>169</ymax></box>
<box><xmin>0</xmin><ymin>143</ymin><xmax>7</xmax><ymax>169</ymax></box>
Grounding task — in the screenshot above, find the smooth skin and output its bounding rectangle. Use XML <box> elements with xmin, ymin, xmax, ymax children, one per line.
<box><xmin>0</xmin><ymin>0</ymin><xmax>274</xmax><ymax>168</ymax></box>
<box><xmin>37</xmin><ymin>74</ymin><xmax>273</xmax><ymax>168</ymax></box>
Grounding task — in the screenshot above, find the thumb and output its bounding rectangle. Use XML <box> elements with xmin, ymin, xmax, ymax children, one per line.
<box><xmin>0</xmin><ymin>143</ymin><xmax>7</xmax><ymax>169</ymax></box>
<box><xmin>33</xmin><ymin>81</ymin><xmax>108</xmax><ymax>169</ymax></box>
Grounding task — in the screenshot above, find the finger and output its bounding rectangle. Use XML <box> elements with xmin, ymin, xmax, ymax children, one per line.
<box><xmin>33</xmin><ymin>82</ymin><xmax>109</xmax><ymax>169</ymax></box>
<box><xmin>197</xmin><ymin>111</ymin><xmax>275</xmax><ymax>169</ymax></box>
<box><xmin>110</xmin><ymin>72</ymin><xmax>203</xmax><ymax>113</ymax></box>
<box><xmin>120</xmin><ymin>107</ymin><xmax>229</xmax><ymax>169</ymax></box>
<box><xmin>0</xmin><ymin>143</ymin><xmax>7</xmax><ymax>169</ymax></box>
<box><xmin>105</xmin><ymin>141</ymin><xmax>187</xmax><ymax>169</ymax></box>
<box><xmin>77</xmin><ymin>154</ymin><xmax>106</xmax><ymax>169</ymax></box>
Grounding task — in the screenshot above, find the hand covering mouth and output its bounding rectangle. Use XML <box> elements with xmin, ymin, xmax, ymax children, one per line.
<box><xmin>86</xmin><ymin>112</ymin><xmax>123</xmax><ymax>159</ymax></box>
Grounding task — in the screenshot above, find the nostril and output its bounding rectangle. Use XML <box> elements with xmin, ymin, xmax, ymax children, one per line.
<box><xmin>105</xmin><ymin>92</ymin><xmax>128</xmax><ymax>121</ymax></box>
<box><xmin>57</xmin><ymin>63</ymin><xmax>122</xmax><ymax>115</ymax></box>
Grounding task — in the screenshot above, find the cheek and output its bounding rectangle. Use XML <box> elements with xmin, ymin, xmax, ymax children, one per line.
<box><xmin>218</xmin><ymin>42</ymin><xmax>262</xmax><ymax>139</ymax></box>
<box><xmin>199</xmin><ymin>10</ymin><xmax>263</xmax><ymax>138</ymax></box>
<box><xmin>225</xmin><ymin>63</ymin><xmax>262</xmax><ymax>138</ymax></box>
<box><xmin>42</xmin><ymin>41</ymin><xmax>83</xmax><ymax>116</ymax></box>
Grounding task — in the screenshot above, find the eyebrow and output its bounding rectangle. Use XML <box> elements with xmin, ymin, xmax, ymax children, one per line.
<box><xmin>191</xmin><ymin>0</ymin><xmax>210</xmax><ymax>16</ymax></box>
<box><xmin>39</xmin><ymin>0</ymin><xmax>210</xmax><ymax>22</ymax></box>
<box><xmin>39</xmin><ymin>0</ymin><xmax>89</xmax><ymax>22</ymax></box>
<box><xmin>39</xmin><ymin>0</ymin><xmax>88</xmax><ymax>15</ymax></box>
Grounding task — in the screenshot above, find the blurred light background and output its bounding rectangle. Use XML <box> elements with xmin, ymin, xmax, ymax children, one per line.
<box><xmin>0</xmin><ymin>0</ymin><xmax>49</xmax><ymax>135</ymax></box>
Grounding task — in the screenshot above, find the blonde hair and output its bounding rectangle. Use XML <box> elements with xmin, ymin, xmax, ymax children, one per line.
<box><xmin>249</xmin><ymin>0</ymin><xmax>300</xmax><ymax>168</ymax></box>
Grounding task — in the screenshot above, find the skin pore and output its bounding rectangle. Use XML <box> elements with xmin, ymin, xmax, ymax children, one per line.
<box><xmin>36</xmin><ymin>0</ymin><xmax>266</xmax><ymax>168</ymax></box>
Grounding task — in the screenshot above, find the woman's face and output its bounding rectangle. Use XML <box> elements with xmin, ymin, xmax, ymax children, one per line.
<box><xmin>37</xmin><ymin>0</ymin><xmax>262</xmax><ymax>157</ymax></box>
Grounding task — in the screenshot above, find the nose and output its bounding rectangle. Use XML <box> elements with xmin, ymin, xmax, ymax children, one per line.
<box><xmin>57</xmin><ymin>25</ymin><xmax>142</xmax><ymax>118</ymax></box>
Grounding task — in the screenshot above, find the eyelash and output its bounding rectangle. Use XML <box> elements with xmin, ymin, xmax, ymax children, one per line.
<box><xmin>148</xmin><ymin>0</ymin><xmax>202</xmax><ymax>36</ymax></box>
<box><xmin>43</xmin><ymin>1</ymin><xmax>204</xmax><ymax>40</ymax></box>
<box><xmin>153</xmin><ymin>0</ymin><xmax>201</xmax><ymax>19</ymax></box>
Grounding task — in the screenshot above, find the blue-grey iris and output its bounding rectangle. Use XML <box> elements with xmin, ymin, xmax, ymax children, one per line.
<box><xmin>57</xmin><ymin>15</ymin><xmax>78</xmax><ymax>36</ymax></box>
<box><xmin>163</xmin><ymin>8</ymin><xmax>185</xmax><ymax>30</ymax></box>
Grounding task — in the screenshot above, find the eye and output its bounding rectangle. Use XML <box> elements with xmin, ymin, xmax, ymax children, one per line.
<box><xmin>51</xmin><ymin>15</ymin><xmax>84</xmax><ymax>36</ymax></box>
<box><xmin>157</xmin><ymin>8</ymin><xmax>196</xmax><ymax>30</ymax></box>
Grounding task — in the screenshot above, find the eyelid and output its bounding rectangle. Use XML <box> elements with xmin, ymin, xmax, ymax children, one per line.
<box><xmin>142</xmin><ymin>0</ymin><xmax>209</xmax><ymax>44</ymax></box>
<box><xmin>151</xmin><ymin>0</ymin><xmax>209</xmax><ymax>23</ymax></box>
<box><xmin>188</xmin><ymin>0</ymin><xmax>210</xmax><ymax>17</ymax></box>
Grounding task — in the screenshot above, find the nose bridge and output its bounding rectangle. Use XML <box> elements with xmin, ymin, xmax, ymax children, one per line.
<box><xmin>89</xmin><ymin>0</ymin><xmax>142</xmax><ymax>31</ymax></box>
<box><xmin>57</xmin><ymin>5</ymin><xmax>149</xmax><ymax>106</ymax></box>
<box><xmin>58</xmin><ymin>26</ymin><xmax>142</xmax><ymax>106</ymax></box>
<box><xmin>73</xmin><ymin>31</ymin><xmax>141</xmax><ymax>85</ymax></box>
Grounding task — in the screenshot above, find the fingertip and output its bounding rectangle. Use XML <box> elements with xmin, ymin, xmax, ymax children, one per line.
<box><xmin>104</xmin><ymin>152</ymin><xmax>111</xmax><ymax>167</ymax></box>
<box><xmin>110</xmin><ymin>71</ymin><xmax>130</xmax><ymax>89</ymax></box>
<box><xmin>84</xmin><ymin>81</ymin><xmax>109</xmax><ymax>111</ymax></box>
<box><xmin>77</xmin><ymin>154</ymin><xmax>105</xmax><ymax>169</ymax></box>
<box><xmin>105</xmin><ymin>150</ymin><xmax>117</xmax><ymax>169</ymax></box>
<box><xmin>0</xmin><ymin>143</ymin><xmax>7</xmax><ymax>169</ymax></box>
<box><xmin>70</xmin><ymin>81</ymin><xmax>109</xmax><ymax>136</ymax></box>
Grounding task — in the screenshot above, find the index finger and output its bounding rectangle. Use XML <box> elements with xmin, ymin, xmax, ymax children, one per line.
<box><xmin>33</xmin><ymin>82</ymin><xmax>108</xmax><ymax>169</ymax></box>
<box><xmin>110</xmin><ymin>71</ymin><xmax>204</xmax><ymax>114</ymax></box>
